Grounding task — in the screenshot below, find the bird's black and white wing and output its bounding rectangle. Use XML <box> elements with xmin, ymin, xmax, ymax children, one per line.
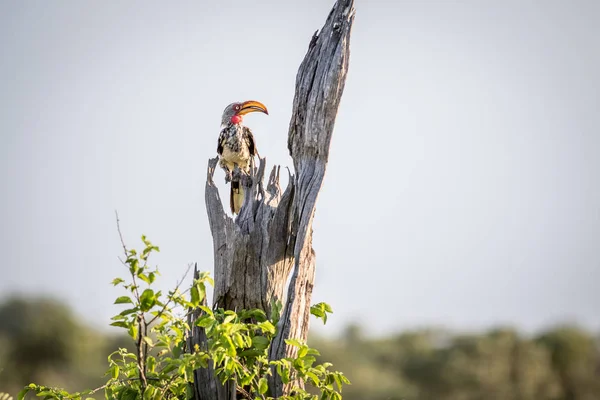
<box><xmin>243</xmin><ymin>126</ymin><xmax>257</xmax><ymax>158</ymax></box>
<box><xmin>217</xmin><ymin>127</ymin><xmax>227</xmax><ymax>156</ymax></box>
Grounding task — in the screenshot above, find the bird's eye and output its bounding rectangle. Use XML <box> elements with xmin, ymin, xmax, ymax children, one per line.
<box><xmin>234</xmin><ymin>105</ymin><xmax>240</xmax><ymax>110</ymax></box>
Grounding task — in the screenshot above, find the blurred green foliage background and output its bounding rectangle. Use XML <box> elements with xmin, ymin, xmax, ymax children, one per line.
<box><xmin>0</xmin><ymin>297</ymin><xmax>598</xmax><ymax>399</ymax></box>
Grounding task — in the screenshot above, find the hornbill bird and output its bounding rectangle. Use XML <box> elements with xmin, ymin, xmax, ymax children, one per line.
<box><xmin>217</xmin><ymin>100</ymin><xmax>269</xmax><ymax>214</ymax></box>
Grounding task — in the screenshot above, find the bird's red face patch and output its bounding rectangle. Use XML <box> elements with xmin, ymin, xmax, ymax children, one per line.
<box><xmin>230</xmin><ymin>114</ymin><xmax>242</xmax><ymax>124</ymax></box>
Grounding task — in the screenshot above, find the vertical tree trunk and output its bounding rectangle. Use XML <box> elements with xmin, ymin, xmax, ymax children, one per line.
<box><xmin>189</xmin><ymin>0</ymin><xmax>354</xmax><ymax>398</ymax></box>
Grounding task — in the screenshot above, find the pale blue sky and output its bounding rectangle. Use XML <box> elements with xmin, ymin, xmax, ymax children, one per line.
<box><xmin>1</xmin><ymin>0</ymin><xmax>599</xmax><ymax>336</ymax></box>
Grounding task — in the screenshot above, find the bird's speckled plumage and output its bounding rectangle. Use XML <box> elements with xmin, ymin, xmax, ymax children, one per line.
<box><xmin>217</xmin><ymin>123</ymin><xmax>257</xmax><ymax>214</ymax></box>
<box><xmin>217</xmin><ymin>123</ymin><xmax>256</xmax><ymax>165</ymax></box>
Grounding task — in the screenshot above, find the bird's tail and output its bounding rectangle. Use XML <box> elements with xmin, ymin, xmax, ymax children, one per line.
<box><xmin>230</xmin><ymin>180</ymin><xmax>245</xmax><ymax>215</ymax></box>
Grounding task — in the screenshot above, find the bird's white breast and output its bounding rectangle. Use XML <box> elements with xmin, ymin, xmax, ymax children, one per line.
<box><xmin>221</xmin><ymin>146</ymin><xmax>250</xmax><ymax>165</ymax></box>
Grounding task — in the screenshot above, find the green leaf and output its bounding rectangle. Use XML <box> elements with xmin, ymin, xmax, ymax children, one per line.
<box><xmin>127</xmin><ymin>323</ymin><xmax>138</xmax><ymax>339</ymax></box>
<box><xmin>111</xmin><ymin>365</ymin><xmax>119</xmax><ymax>379</ymax></box>
<box><xmin>280</xmin><ymin>365</ymin><xmax>290</xmax><ymax>384</ymax></box>
<box><xmin>224</xmin><ymin>335</ymin><xmax>236</xmax><ymax>356</ymax></box>
<box><xmin>223</xmin><ymin>314</ymin><xmax>236</xmax><ymax>324</ymax></box>
<box><xmin>114</xmin><ymin>296</ymin><xmax>133</xmax><ymax>304</ymax></box>
<box><xmin>270</xmin><ymin>299</ymin><xmax>283</xmax><ymax>325</ymax></box>
<box><xmin>238</xmin><ymin>349</ymin><xmax>263</xmax><ymax>358</ymax></box>
<box><xmin>195</xmin><ymin>315</ymin><xmax>214</xmax><ymax>328</ymax></box>
<box><xmin>196</xmin><ymin>271</ymin><xmax>214</xmax><ymax>286</ymax></box>
<box><xmin>239</xmin><ymin>308</ymin><xmax>267</xmax><ymax>322</ymax></box>
<box><xmin>232</xmin><ymin>333</ymin><xmax>245</xmax><ymax>348</ymax></box>
<box><xmin>157</xmin><ymin>349</ymin><xmax>168</xmax><ymax>357</ymax></box>
<box><xmin>119</xmin><ymin>307</ymin><xmax>138</xmax><ymax>316</ymax></box>
<box><xmin>298</xmin><ymin>346</ymin><xmax>308</xmax><ymax>358</ymax></box>
<box><xmin>311</xmin><ymin>308</ymin><xmax>324</xmax><ymax>318</ymax></box>
<box><xmin>306</xmin><ymin>371</ymin><xmax>320</xmax><ymax>386</ymax></box>
<box><xmin>110</xmin><ymin>321</ymin><xmax>129</xmax><ymax>329</ymax></box>
<box><xmin>285</xmin><ymin>338</ymin><xmax>303</xmax><ymax>348</ymax></box>
<box><xmin>142</xmin><ymin>387</ymin><xmax>156</xmax><ymax>400</ymax></box>
<box><xmin>196</xmin><ymin>282</ymin><xmax>206</xmax><ymax>302</ymax></box>
<box><xmin>172</xmin><ymin>326</ymin><xmax>183</xmax><ymax>339</ymax></box>
<box><xmin>17</xmin><ymin>388</ymin><xmax>31</xmax><ymax>400</ymax></box>
<box><xmin>139</xmin><ymin>288</ymin><xmax>156</xmax><ymax>311</ymax></box>
<box><xmin>307</xmin><ymin>348</ymin><xmax>321</xmax><ymax>356</ymax></box>
<box><xmin>199</xmin><ymin>305</ymin><xmax>213</xmax><ymax>316</ymax></box>
<box><xmin>258</xmin><ymin>378</ymin><xmax>268</xmax><ymax>395</ymax></box>
<box><xmin>276</xmin><ymin>363</ymin><xmax>283</xmax><ymax>380</ymax></box>
<box><xmin>172</xmin><ymin>342</ymin><xmax>184</xmax><ymax>358</ymax></box>
<box><xmin>310</xmin><ymin>302</ymin><xmax>333</xmax><ymax>325</ymax></box>
<box><xmin>333</xmin><ymin>374</ymin><xmax>344</xmax><ymax>392</ymax></box>
<box><xmin>238</xmin><ymin>372</ymin><xmax>254</xmax><ymax>387</ymax></box>
<box><xmin>302</xmin><ymin>355</ymin><xmax>316</xmax><ymax>368</ymax></box>
<box><xmin>258</xmin><ymin>321</ymin><xmax>276</xmax><ymax>335</ymax></box>
<box><xmin>138</xmin><ymin>273</ymin><xmax>151</xmax><ymax>284</ymax></box>
<box><xmin>128</xmin><ymin>258</ymin><xmax>140</xmax><ymax>275</ymax></box>
<box><xmin>142</xmin><ymin>336</ymin><xmax>154</xmax><ymax>347</ymax></box>
<box><xmin>119</xmin><ymin>387</ymin><xmax>139</xmax><ymax>400</ymax></box>
<box><xmin>190</xmin><ymin>286</ymin><xmax>200</xmax><ymax>307</ymax></box>
<box><xmin>111</xmin><ymin>277</ymin><xmax>125</xmax><ymax>286</ymax></box>
<box><xmin>147</xmin><ymin>355</ymin><xmax>156</xmax><ymax>373</ymax></box>
<box><xmin>161</xmin><ymin>364</ymin><xmax>177</xmax><ymax>375</ymax></box>
<box><xmin>252</xmin><ymin>335</ymin><xmax>270</xmax><ymax>351</ymax></box>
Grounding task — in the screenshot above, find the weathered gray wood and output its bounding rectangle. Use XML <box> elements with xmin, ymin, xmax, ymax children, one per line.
<box><xmin>187</xmin><ymin>268</ymin><xmax>231</xmax><ymax>400</ymax></box>
<box><xmin>190</xmin><ymin>0</ymin><xmax>354</xmax><ymax>398</ymax></box>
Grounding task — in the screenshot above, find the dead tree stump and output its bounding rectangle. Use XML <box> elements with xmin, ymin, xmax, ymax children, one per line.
<box><xmin>189</xmin><ymin>0</ymin><xmax>354</xmax><ymax>398</ymax></box>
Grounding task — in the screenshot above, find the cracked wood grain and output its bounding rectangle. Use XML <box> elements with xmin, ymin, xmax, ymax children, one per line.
<box><xmin>190</xmin><ymin>0</ymin><xmax>354</xmax><ymax>398</ymax></box>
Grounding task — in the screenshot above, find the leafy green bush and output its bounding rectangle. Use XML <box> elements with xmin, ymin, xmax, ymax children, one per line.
<box><xmin>20</xmin><ymin>236</ymin><xmax>348</xmax><ymax>400</ymax></box>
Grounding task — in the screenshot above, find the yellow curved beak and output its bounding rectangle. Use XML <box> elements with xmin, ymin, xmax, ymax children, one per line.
<box><xmin>238</xmin><ymin>100</ymin><xmax>269</xmax><ymax>116</ymax></box>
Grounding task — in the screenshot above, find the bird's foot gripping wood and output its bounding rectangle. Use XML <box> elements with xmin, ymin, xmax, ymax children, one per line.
<box><xmin>231</xmin><ymin>166</ymin><xmax>253</xmax><ymax>188</ymax></box>
<box><xmin>240</xmin><ymin>171</ymin><xmax>253</xmax><ymax>189</ymax></box>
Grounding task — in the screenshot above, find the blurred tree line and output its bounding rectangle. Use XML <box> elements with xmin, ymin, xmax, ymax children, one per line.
<box><xmin>0</xmin><ymin>297</ymin><xmax>131</xmax><ymax>397</ymax></box>
<box><xmin>1</xmin><ymin>297</ymin><xmax>599</xmax><ymax>399</ymax></box>
<box><xmin>311</xmin><ymin>325</ymin><xmax>600</xmax><ymax>400</ymax></box>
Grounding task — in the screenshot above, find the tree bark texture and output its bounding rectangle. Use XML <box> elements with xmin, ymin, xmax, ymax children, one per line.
<box><xmin>190</xmin><ymin>0</ymin><xmax>354</xmax><ymax>398</ymax></box>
